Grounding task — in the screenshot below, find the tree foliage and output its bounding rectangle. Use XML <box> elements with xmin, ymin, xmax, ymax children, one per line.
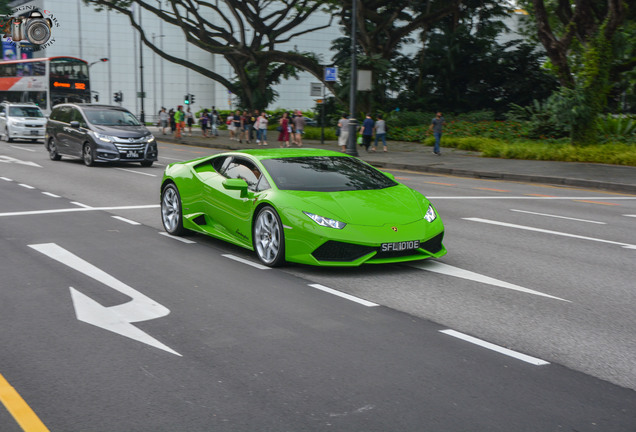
<box><xmin>83</xmin><ymin>0</ymin><xmax>336</xmax><ymax>110</ymax></box>
<box><xmin>518</xmin><ymin>0</ymin><xmax>634</xmax><ymax>144</ymax></box>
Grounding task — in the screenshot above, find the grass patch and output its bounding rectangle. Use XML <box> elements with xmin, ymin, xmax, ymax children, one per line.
<box><xmin>425</xmin><ymin>137</ymin><xmax>636</xmax><ymax>166</ymax></box>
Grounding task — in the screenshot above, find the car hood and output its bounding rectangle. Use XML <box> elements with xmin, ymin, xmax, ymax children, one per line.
<box><xmin>281</xmin><ymin>185</ymin><xmax>426</xmax><ymax>226</ymax></box>
<box><xmin>12</xmin><ymin>117</ymin><xmax>46</xmax><ymax>123</ymax></box>
<box><xmin>90</xmin><ymin>125</ymin><xmax>150</xmax><ymax>138</ymax></box>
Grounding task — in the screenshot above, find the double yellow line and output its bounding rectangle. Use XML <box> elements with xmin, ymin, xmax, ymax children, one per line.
<box><xmin>0</xmin><ymin>373</ymin><xmax>49</xmax><ymax>432</ymax></box>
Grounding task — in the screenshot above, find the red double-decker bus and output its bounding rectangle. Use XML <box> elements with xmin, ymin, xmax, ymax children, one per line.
<box><xmin>0</xmin><ymin>56</ymin><xmax>91</xmax><ymax>115</ymax></box>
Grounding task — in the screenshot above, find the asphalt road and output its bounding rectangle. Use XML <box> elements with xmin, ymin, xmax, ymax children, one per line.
<box><xmin>1</xmin><ymin>140</ymin><xmax>635</xmax><ymax>431</ymax></box>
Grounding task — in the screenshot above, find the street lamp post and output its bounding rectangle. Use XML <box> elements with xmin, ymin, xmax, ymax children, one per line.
<box><xmin>152</xmin><ymin>33</ymin><xmax>165</xmax><ymax>122</ymax></box>
<box><xmin>138</xmin><ymin>5</ymin><xmax>145</xmax><ymax>123</ymax></box>
<box><xmin>346</xmin><ymin>0</ymin><xmax>359</xmax><ymax>156</ymax></box>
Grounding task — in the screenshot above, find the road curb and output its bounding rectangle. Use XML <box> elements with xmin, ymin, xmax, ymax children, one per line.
<box><xmin>157</xmin><ymin>136</ymin><xmax>636</xmax><ymax>195</ymax></box>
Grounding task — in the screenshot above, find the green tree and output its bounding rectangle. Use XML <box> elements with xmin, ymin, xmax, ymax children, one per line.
<box><xmin>84</xmin><ymin>0</ymin><xmax>337</xmax><ymax>110</ymax></box>
<box><xmin>398</xmin><ymin>7</ymin><xmax>558</xmax><ymax>115</ymax></box>
<box><xmin>327</xmin><ymin>0</ymin><xmax>462</xmax><ymax>114</ymax></box>
<box><xmin>520</xmin><ymin>0</ymin><xmax>633</xmax><ymax>145</ymax></box>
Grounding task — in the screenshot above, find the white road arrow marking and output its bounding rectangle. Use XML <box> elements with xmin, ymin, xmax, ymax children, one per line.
<box><xmin>410</xmin><ymin>261</ymin><xmax>570</xmax><ymax>302</ymax></box>
<box><xmin>29</xmin><ymin>243</ymin><xmax>181</xmax><ymax>356</ymax></box>
<box><xmin>0</xmin><ymin>155</ymin><xmax>41</xmax><ymax>167</ymax></box>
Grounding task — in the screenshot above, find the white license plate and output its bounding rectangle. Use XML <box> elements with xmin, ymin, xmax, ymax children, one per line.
<box><xmin>380</xmin><ymin>240</ymin><xmax>420</xmax><ymax>252</ymax></box>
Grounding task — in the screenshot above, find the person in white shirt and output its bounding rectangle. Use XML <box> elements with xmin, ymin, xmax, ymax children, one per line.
<box><xmin>256</xmin><ymin>112</ymin><xmax>269</xmax><ymax>146</ymax></box>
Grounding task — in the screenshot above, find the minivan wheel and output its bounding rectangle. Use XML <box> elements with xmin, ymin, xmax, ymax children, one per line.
<box><xmin>83</xmin><ymin>143</ymin><xmax>95</xmax><ymax>166</ymax></box>
<box><xmin>48</xmin><ymin>138</ymin><xmax>62</xmax><ymax>161</ymax></box>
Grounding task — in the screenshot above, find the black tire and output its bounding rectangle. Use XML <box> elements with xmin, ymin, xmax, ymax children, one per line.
<box><xmin>82</xmin><ymin>143</ymin><xmax>95</xmax><ymax>166</ymax></box>
<box><xmin>161</xmin><ymin>183</ymin><xmax>186</xmax><ymax>235</ymax></box>
<box><xmin>253</xmin><ymin>205</ymin><xmax>285</xmax><ymax>267</ymax></box>
<box><xmin>48</xmin><ymin>138</ymin><xmax>61</xmax><ymax>161</ymax></box>
<box><xmin>140</xmin><ymin>160</ymin><xmax>153</xmax><ymax>167</ymax></box>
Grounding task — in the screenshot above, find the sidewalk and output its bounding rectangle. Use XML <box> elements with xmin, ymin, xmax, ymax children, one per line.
<box><xmin>151</xmin><ymin>127</ymin><xmax>636</xmax><ymax>194</ymax></box>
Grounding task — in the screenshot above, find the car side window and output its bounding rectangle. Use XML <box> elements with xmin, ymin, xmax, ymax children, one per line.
<box><xmin>71</xmin><ymin>109</ymin><xmax>87</xmax><ymax>128</ymax></box>
<box><xmin>212</xmin><ymin>156</ymin><xmax>231</xmax><ymax>173</ymax></box>
<box><xmin>53</xmin><ymin>107</ymin><xmax>72</xmax><ymax>123</ymax></box>
<box><xmin>223</xmin><ymin>158</ymin><xmax>268</xmax><ymax>192</ymax></box>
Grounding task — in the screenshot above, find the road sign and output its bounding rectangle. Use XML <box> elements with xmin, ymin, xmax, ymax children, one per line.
<box><xmin>324</xmin><ymin>67</ymin><xmax>338</xmax><ymax>82</ymax></box>
<box><xmin>310</xmin><ymin>82</ymin><xmax>322</xmax><ymax>97</ymax></box>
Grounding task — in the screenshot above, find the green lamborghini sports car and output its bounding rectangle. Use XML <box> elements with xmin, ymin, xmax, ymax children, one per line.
<box><xmin>160</xmin><ymin>148</ymin><xmax>446</xmax><ymax>267</ymax></box>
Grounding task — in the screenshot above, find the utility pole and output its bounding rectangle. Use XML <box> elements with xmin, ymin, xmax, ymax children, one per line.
<box><xmin>346</xmin><ymin>0</ymin><xmax>359</xmax><ymax>156</ymax></box>
<box><xmin>139</xmin><ymin>5</ymin><xmax>145</xmax><ymax>123</ymax></box>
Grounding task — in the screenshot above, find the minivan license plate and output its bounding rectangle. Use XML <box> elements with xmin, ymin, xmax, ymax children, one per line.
<box><xmin>381</xmin><ymin>240</ymin><xmax>420</xmax><ymax>252</ymax></box>
<box><xmin>126</xmin><ymin>151</ymin><xmax>139</xmax><ymax>158</ymax></box>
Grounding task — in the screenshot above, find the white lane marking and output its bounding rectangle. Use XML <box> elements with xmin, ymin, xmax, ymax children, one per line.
<box><xmin>160</xmin><ymin>156</ymin><xmax>186</xmax><ymax>161</ymax></box>
<box><xmin>18</xmin><ymin>183</ymin><xmax>35</xmax><ymax>189</ymax></box>
<box><xmin>440</xmin><ymin>329</ymin><xmax>550</xmax><ymax>366</ymax></box>
<box><xmin>10</xmin><ymin>145</ymin><xmax>36</xmax><ymax>152</ymax></box>
<box><xmin>0</xmin><ymin>155</ymin><xmax>42</xmax><ymax>167</ymax></box>
<box><xmin>112</xmin><ymin>216</ymin><xmax>141</xmax><ymax>225</ymax></box>
<box><xmin>29</xmin><ymin>243</ymin><xmax>180</xmax><ymax>356</ymax></box>
<box><xmin>0</xmin><ymin>204</ymin><xmax>159</xmax><ymax>217</ymax></box>
<box><xmin>222</xmin><ymin>254</ymin><xmax>271</xmax><ymax>270</ymax></box>
<box><xmin>625</xmin><ymin>215</ymin><xmax>636</xmax><ymax>218</ymax></box>
<box><xmin>158</xmin><ymin>232</ymin><xmax>196</xmax><ymax>244</ymax></box>
<box><xmin>1</xmin><ymin>177</ymin><xmax>12</xmax><ymax>181</ymax></box>
<box><xmin>115</xmin><ymin>167</ymin><xmax>157</xmax><ymax>177</ymax></box>
<box><xmin>464</xmin><ymin>217</ymin><xmax>636</xmax><ymax>249</ymax></box>
<box><xmin>410</xmin><ymin>261</ymin><xmax>569</xmax><ymax>302</ymax></box>
<box><xmin>70</xmin><ymin>201</ymin><xmax>92</xmax><ymax>208</ymax></box>
<box><xmin>430</xmin><ymin>196</ymin><xmax>636</xmax><ymax>200</ymax></box>
<box><xmin>42</xmin><ymin>192</ymin><xmax>61</xmax><ymax>198</ymax></box>
<box><xmin>510</xmin><ymin>209</ymin><xmax>606</xmax><ymax>224</ymax></box>
<box><xmin>309</xmin><ymin>283</ymin><xmax>379</xmax><ymax>307</ymax></box>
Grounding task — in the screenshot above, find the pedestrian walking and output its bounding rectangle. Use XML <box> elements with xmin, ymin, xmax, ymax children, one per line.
<box><xmin>278</xmin><ymin>112</ymin><xmax>291</xmax><ymax>147</ymax></box>
<box><xmin>210</xmin><ymin>108</ymin><xmax>219</xmax><ymax>137</ymax></box>
<box><xmin>337</xmin><ymin>113</ymin><xmax>349</xmax><ymax>152</ymax></box>
<box><xmin>429</xmin><ymin>111</ymin><xmax>445</xmax><ymax>155</ymax></box>
<box><xmin>159</xmin><ymin>107</ymin><xmax>169</xmax><ymax>135</ymax></box>
<box><xmin>360</xmin><ymin>113</ymin><xmax>374</xmax><ymax>152</ymax></box>
<box><xmin>373</xmin><ymin>114</ymin><xmax>387</xmax><ymax>152</ymax></box>
<box><xmin>241</xmin><ymin>110</ymin><xmax>250</xmax><ymax>144</ymax></box>
<box><xmin>174</xmin><ymin>106</ymin><xmax>185</xmax><ymax>138</ymax></box>
<box><xmin>232</xmin><ymin>110</ymin><xmax>242</xmax><ymax>142</ymax></box>
<box><xmin>168</xmin><ymin>108</ymin><xmax>176</xmax><ymax>134</ymax></box>
<box><xmin>255</xmin><ymin>112</ymin><xmax>269</xmax><ymax>146</ymax></box>
<box><xmin>249</xmin><ymin>110</ymin><xmax>259</xmax><ymax>143</ymax></box>
<box><xmin>200</xmin><ymin>108</ymin><xmax>209</xmax><ymax>137</ymax></box>
<box><xmin>185</xmin><ymin>107</ymin><xmax>194</xmax><ymax>136</ymax></box>
<box><xmin>292</xmin><ymin>110</ymin><xmax>306</xmax><ymax>147</ymax></box>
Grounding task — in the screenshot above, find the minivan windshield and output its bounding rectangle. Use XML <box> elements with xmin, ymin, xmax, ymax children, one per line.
<box><xmin>84</xmin><ymin>109</ymin><xmax>141</xmax><ymax>126</ymax></box>
<box><xmin>260</xmin><ymin>156</ymin><xmax>398</xmax><ymax>192</ymax></box>
<box><xmin>9</xmin><ymin>106</ymin><xmax>44</xmax><ymax>117</ymax></box>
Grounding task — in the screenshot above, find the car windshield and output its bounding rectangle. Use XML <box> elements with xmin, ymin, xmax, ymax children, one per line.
<box><xmin>84</xmin><ymin>109</ymin><xmax>141</xmax><ymax>126</ymax></box>
<box><xmin>8</xmin><ymin>107</ymin><xmax>44</xmax><ymax>117</ymax></box>
<box><xmin>261</xmin><ymin>156</ymin><xmax>398</xmax><ymax>192</ymax></box>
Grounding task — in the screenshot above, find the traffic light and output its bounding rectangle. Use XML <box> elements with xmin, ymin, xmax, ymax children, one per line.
<box><xmin>113</xmin><ymin>91</ymin><xmax>122</xmax><ymax>103</ymax></box>
<box><xmin>184</xmin><ymin>94</ymin><xmax>190</xmax><ymax>105</ymax></box>
<box><xmin>190</xmin><ymin>94</ymin><xmax>195</xmax><ymax>104</ymax></box>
